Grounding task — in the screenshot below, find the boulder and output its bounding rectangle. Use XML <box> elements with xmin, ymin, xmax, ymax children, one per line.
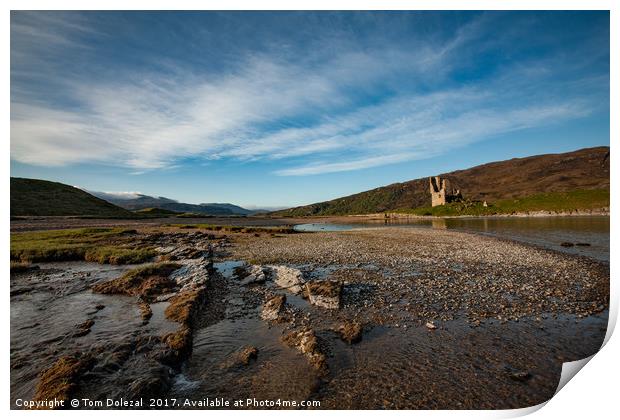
<box><xmin>220</xmin><ymin>346</ymin><xmax>259</xmax><ymax>369</ymax></box>
<box><xmin>261</xmin><ymin>294</ymin><xmax>287</xmax><ymax>321</ymax></box>
<box><xmin>337</xmin><ymin>321</ymin><xmax>362</xmax><ymax>344</ymax></box>
<box><xmin>504</xmin><ymin>364</ymin><xmax>532</xmax><ymax>382</ymax></box>
<box><xmin>170</xmin><ymin>257</ymin><xmax>211</xmax><ymax>289</ymax></box>
<box><xmin>267</xmin><ymin>265</ymin><xmax>305</xmax><ymax>294</ymax></box>
<box><xmin>281</xmin><ymin>328</ymin><xmax>327</xmax><ymax>373</ymax></box>
<box><xmin>238</xmin><ymin>265</ymin><xmax>267</xmax><ymax>285</ymax></box>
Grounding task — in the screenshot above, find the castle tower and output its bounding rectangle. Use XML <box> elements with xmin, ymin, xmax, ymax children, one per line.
<box><xmin>429</xmin><ymin>176</ymin><xmax>446</xmax><ymax>207</ymax></box>
<box><xmin>429</xmin><ymin>176</ymin><xmax>461</xmax><ymax>207</ymax></box>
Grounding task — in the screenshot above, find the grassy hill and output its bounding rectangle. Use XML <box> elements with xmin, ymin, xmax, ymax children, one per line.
<box><xmin>11</xmin><ymin>178</ymin><xmax>135</xmax><ymax>218</ymax></box>
<box><xmin>273</xmin><ymin>147</ymin><xmax>610</xmax><ymax>216</ymax></box>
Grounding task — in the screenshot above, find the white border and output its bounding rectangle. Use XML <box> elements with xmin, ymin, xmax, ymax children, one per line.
<box><xmin>3</xmin><ymin>1</ymin><xmax>617</xmax><ymax>419</ymax></box>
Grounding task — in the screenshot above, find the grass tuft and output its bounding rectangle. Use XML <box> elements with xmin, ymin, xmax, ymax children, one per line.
<box><xmin>33</xmin><ymin>355</ymin><xmax>95</xmax><ymax>407</ymax></box>
<box><xmin>92</xmin><ymin>262</ymin><xmax>181</xmax><ymax>298</ymax></box>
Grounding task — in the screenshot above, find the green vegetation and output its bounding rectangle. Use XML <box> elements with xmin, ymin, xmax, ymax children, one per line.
<box><xmin>273</xmin><ymin>147</ymin><xmax>609</xmax><ymax>217</ymax></box>
<box><xmin>176</xmin><ymin>213</ymin><xmax>216</xmax><ymax>218</ymax></box>
<box><xmin>133</xmin><ymin>207</ymin><xmax>182</xmax><ymax>218</ymax></box>
<box><xmin>10</xmin><ymin>227</ymin><xmax>156</xmax><ymax>264</ymax></box>
<box><xmin>169</xmin><ymin>224</ymin><xmax>296</xmax><ymax>234</ymax></box>
<box><xmin>10</xmin><ymin>261</ymin><xmax>35</xmax><ymax>273</ymax></box>
<box><xmin>395</xmin><ymin>189</ymin><xmax>609</xmax><ymax>217</ymax></box>
<box><xmin>273</xmin><ymin>186</ymin><xmax>410</xmax><ymax>217</ymax></box>
<box><xmin>92</xmin><ymin>262</ymin><xmax>181</xmax><ymax>297</ymax></box>
<box><xmin>11</xmin><ymin>177</ymin><xmax>134</xmax><ymax>217</ymax></box>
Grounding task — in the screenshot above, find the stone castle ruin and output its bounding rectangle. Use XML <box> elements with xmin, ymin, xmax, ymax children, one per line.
<box><xmin>429</xmin><ymin>176</ymin><xmax>462</xmax><ymax>207</ymax></box>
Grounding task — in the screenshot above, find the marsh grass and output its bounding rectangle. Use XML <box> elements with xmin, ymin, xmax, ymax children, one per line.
<box><xmin>92</xmin><ymin>262</ymin><xmax>181</xmax><ymax>297</ymax></box>
<box><xmin>10</xmin><ymin>261</ymin><xmax>35</xmax><ymax>273</ymax></box>
<box><xmin>33</xmin><ymin>355</ymin><xmax>95</xmax><ymax>405</ymax></box>
<box><xmin>170</xmin><ymin>224</ymin><xmax>296</xmax><ymax>234</ymax></box>
<box><xmin>10</xmin><ymin>227</ymin><xmax>156</xmax><ymax>264</ymax></box>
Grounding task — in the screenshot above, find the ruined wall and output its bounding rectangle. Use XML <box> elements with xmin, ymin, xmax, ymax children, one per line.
<box><xmin>429</xmin><ymin>176</ymin><xmax>461</xmax><ymax>207</ymax></box>
<box><xmin>429</xmin><ymin>176</ymin><xmax>446</xmax><ymax>207</ymax></box>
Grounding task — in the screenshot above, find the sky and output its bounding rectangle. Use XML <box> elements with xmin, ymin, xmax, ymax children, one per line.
<box><xmin>10</xmin><ymin>11</ymin><xmax>610</xmax><ymax>208</ymax></box>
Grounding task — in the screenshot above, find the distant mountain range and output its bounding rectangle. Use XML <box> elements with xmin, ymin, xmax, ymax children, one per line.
<box><xmin>88</xmin><ymin>191</ymin><xmax>261</xmax><ymax>215</ymax></box>
<box><xmin>272</xmin><ymin>146</ymin><xmax>610</xmax><ymax>216</ymax></box>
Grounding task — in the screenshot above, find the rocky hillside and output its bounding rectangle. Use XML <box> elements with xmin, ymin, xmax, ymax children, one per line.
<box><xmin>11</xmin><ymin>178</ymin><xmax>134</xmax><ymax>217</ymax></box>
<box><xmin>273</xmin><ymin>146</ymin><xmax>610</xmax><ymax>216</ymax></box>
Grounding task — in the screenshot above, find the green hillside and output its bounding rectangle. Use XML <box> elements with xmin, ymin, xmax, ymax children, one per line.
<box><xmin>11</xmin><ymin>178</ymin><xmax>135</xmax><ymax>217</ymax></box>
<box><xmin>396</xmin><ymin>189</ymin><xmax>609</xmax><ymax>217</ymax></box>
<box><xmin>274</xmin><ymin>147</ymin><xmax>610</xmax><ymax>216</ymax></box>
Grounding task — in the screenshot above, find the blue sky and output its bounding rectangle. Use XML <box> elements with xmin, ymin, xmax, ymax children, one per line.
<box><xmin>10</xmin><ymin>11</ymin><xmax>609</xmax><ymax>208</ymax></box>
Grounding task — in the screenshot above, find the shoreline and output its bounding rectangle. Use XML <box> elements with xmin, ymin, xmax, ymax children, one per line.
<box><xmin>292</xmin><ymin>209</ymin><xmax>610</xmax><ymax>222</ymax></box>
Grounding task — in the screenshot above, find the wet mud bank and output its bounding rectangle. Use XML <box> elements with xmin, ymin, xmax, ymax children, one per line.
<box><xmin>11</xmin><ymin>227</ymin><xmax>609</xmax><ymax>409</ymax></box>
<box><xmin>10</xmin><ymin>231</ymin><xmax>217</xmax><ymax>409</ymax></box>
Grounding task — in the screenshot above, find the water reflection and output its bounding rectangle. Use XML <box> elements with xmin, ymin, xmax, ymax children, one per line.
<box><xmin>432</xmin><ymin>219</ymin><xmax>446</xmax><ymax>229</ymax></box>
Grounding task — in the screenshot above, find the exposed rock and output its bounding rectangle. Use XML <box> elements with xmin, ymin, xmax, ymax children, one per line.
<box><xmin>72</xmin><ymin>319</ymin><xmax>95</xmax><ymax>337</ymax></box>
<box><xmin>154</xmin><ymin>292</ymin><xmax>177</xmax><ymax>303</ymax></box>
<box><xmin>220</xmin><ymin>346</ymin><xmax>259</xmax><ymax>369</ymax></box>
<box><xmin>268</xmin><ymin>265</ymin><xmax>306</xmax><ymax>294</ymax></box>
<box><xmin>509</xmin><ymin>371</ymin><xmax>532</xmax><ymax>382</ymax></box>
<box><xmin>170</xmin><ymin>257</ymin><xmax>211</xmax><ymax>290</ymax></box>
<box><xmin>156</xmin><ymin>254</ymin><xmax>177</xmax><ymax>262</ymax></box>
<box><xmin>305</xmin><ymin>280</ymin><xmax>342</xmax><ymax>309</ymax></box>
<box><xmin>505</xmin><ymin>365</ymin><xmax>532</xmax><ymax>382</ymax></box>
<box><xmin>139</xmin><ymin>302</ymin><xmax>153</xmax><ymax>322</ymax></box>
<box><xmin>185</xmin><ymin>248</ymin><xmax>205</xmax><ymax>259</ymax></box>
<box><xmin>425</xmin><ymin>322</ymin><xmax>437</xmax><ymax>330</ymax></box>
<box><xmin>337</xmin><ymin>321</ymin><xmax>363</xmax><ymax>344</ymax></box>
<box><xmin>237</xmin><ymin>265</ymin><xmax>267</xmax><ymax>285</ymax></box>
<box><xmin>261</xmin><ymin>294</ymin><xmax>286</xmax><ymax>321</ymax></box>
<box><xmin>281</xmin><ymin>327</ymin><xmax>327</xmax><ymax>373</ymax></box>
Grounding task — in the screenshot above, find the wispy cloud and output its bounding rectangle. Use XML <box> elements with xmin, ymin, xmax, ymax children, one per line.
<box><xmin>10</xmin><ymin>12</ymin><xmax>606</xmax><ymax>176</ymax></box>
